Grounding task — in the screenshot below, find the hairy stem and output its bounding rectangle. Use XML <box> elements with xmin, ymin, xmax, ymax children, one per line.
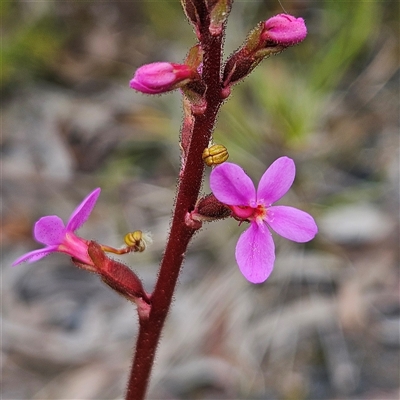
<box><xmin>125</xmin><ymin>28</ymin><xmax>224</xmax><ymax>400</ymax></box>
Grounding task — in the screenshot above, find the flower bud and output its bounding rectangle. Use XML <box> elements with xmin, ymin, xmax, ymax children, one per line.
<box><xmin>222</xmin><ymin>14</ymin><xmax>307</xmax><ymax>89</ymax></box>
<box><xmin>130</xmin><ymin>62</ymin><xmax>198</xmax><ymax>94</ymax></box>
<box><xmin>260</xmin><ymin>14</ymin><xmax>307</xmax><ymax>46</ymax></box>
<box><xmin>190</xmin><ymin>194</ymin><xmax>231</xmax><ymax>223</ymax></box>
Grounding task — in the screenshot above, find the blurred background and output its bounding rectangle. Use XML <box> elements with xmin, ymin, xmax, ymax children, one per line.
<box><xmin>2</xmin><ymin>1</ymin><xmax>399</xmax><ymax>399</ymax></box>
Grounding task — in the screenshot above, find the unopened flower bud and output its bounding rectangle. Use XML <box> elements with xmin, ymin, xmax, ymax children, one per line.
<box><xmin>222</xmin><ymin>13</ymin><xmax>307</xmax><ymax>89</ymax></box>
<box><xmin>130</xmin><ymin>62</ymin><xmax>198</xmax><ymax>94</ymax></box>
<box><xmin>191</xmin><ymin>194</ymin><xmax>231</xmax><ymax>222</ymax></box>
<box><xmin>261</xmin><ymin>14</ymin><xmax>307</xmax><ymax>46</ymax></box>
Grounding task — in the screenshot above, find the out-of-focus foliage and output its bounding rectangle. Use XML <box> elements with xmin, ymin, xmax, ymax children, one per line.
<box><xmin>2</xmin><ymin>2</ymin><xmax>67</xmax><ymax>86</ymax></box>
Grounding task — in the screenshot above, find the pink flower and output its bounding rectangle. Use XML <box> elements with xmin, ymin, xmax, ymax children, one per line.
<box><xmin>261</xmin><ymin>14</ymin><xmax>307</xmax><ymax>46</ymax></box>
<box><xmin>12</xmin><ymin>188</ymin><xmax>101</xmax><ymax>267</ymax></box>
<box><xmin>130</xmin><ymin>62</ymin><xmax>197</xmax><ymax>94</ymax></box>
<box><xmin>210</xmin><ymin>157</ymin><xmax>317</xmax><ymax>283</ymax></box>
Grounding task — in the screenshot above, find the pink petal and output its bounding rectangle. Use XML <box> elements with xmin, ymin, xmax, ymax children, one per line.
<box><xmin>261</xmin><ymin>14</ymin><xmax>307</xmax><ymax>46</ymax></box>
<box><xmin>266</xmin><ymin>205</ymin><xmax>318</xmax><ymax>242</ymax></box>
<box><xmin>129</xmin><ymin>80</ymin><xmax>160</xmax><ymax>94</ymax></box>
<box><xmin>235</xmin><ymin>222</ymin><xmax>275</xmax><ymax>283</ymax></box>
<box><xmin>130</xmin><ymin>62</ymin><xmax>195</xmax><ymax>94</ymax></box>
<box><xmin>12</xmin><ymin>246</ymin><xmax>58</xmax><ymax>266</ymax></box>
<box><xmin>67</xmin><ymin>188</ymin><xmax>101</xmax><ymax>232</ymax></box>
<box><xmin>210</xmin><ymin>163</ymin><xmax>256</xmax><ymax>206</ymax></box>
<box><xmin>34</xmin><ymin>216</ymin><xmax>65</xmax><ymax>245</ymax></box>
<box><xmin>257</xmin><ymin>157</ymin><xmax>296</xmax><ymax>205</ymax></box>
<box><xmin>60</xmin><ymin>233</ymin><xmax>92</xmax><ymax>265</ymax></box>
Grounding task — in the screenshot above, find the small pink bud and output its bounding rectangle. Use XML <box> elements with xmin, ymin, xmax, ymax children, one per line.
<box><xmin>261</xmin><ymin>14</ymin><xmax>307</xmax><ymax>46</ymax></box>
<box><xmin>130</xmin><ymin>62</ymin><xmax>197</xmax><ymax>94</ymax></box>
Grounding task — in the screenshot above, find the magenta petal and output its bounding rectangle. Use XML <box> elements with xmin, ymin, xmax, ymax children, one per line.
<box><xmin>130</xmin><ymin>62</ymin><xmax>194</xmax><ymax>94</ymax></box>
<box><xmin>130</xmin><ymin>79</ymin><xmax>160</xmax><ymax>94</ymax></box>
<box><xmin>210</xmin><ymin>163</ymin><xmax>256</xmax><ymax>206</ymax></box>
<box><xmin>34</xmin><ymin>216</ymin><xmax>65</xmax><ymax>245</ymax></box>
<box><xmin>266</xmin><ymin>205</ymin><xmax>318</xmax><ymax>242</ymax></box>
<box><xmin>12</xmin><ymin>246</ymin><xmax>58</xmax><ymax>266</ymax></box>
<box><xmin>262</xmin><ymin>14</ymin><xmax>307</xmax><ymax>46</ymax></box>
<box><xmin>235</xmin><ymin>222</ymin><xmax>275</xmax><ymax>283</ymax></box>
<box><xmin>257</xmin><ymin>157</ymin><xmax>296</xmax><ymax>205</ymax></box>
<box><xmin>67</xmin><ymin>188</ymin><xmax>101</xmax><ymax>232</ymax></box>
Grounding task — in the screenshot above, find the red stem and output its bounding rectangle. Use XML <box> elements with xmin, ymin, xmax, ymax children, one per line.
<box><xmin>125</xmin><ymin>28</ymin><xmax>224</xmax><ymax>400</ymax></box>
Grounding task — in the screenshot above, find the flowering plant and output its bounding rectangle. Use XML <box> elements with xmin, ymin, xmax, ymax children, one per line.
<box><xmin>12</xmin><ymin>188</ymin><xmax>101</xmax><ymax>267</ymax></box>
<box><xmin>13</xmin><ymin>2</ymin><xmax>315</xmax><ymax>399</ymax></box>
<box><xmin>210</xmin><ymin>158</ymin><xmax>317</xmax><ymax>283</ymax></box>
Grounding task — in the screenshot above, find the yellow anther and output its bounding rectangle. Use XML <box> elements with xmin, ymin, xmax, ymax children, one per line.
<box><xmin>124</xmin><ymin>230</ymin><xmax>149</xmax><ymax>252</ymax></box>
<box><xmin>202</xmin><ymin>144</ymin><xmax>229</xmax><ymax>167</ymax></box>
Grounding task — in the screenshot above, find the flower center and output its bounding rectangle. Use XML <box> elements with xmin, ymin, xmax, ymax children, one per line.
<box><xmin>230</xmin><ymin>204</ymin><xmax>267</xmax><ymax>222</ymax></box>
<box><xmin>59</xmin><ymin>232</ymin><xmax>93</xmax><ymax>265</ymax></box>
<box><xmin>252</xmin><ymin>204</ymin><xmax>267</xmax><ymax>223</ymax></box>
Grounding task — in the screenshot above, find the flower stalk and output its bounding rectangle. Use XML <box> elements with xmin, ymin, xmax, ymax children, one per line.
<box><xmin>125</xmin><ymin>25</ymin><xmax>225</xmax><ymax>400</ymax></box>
